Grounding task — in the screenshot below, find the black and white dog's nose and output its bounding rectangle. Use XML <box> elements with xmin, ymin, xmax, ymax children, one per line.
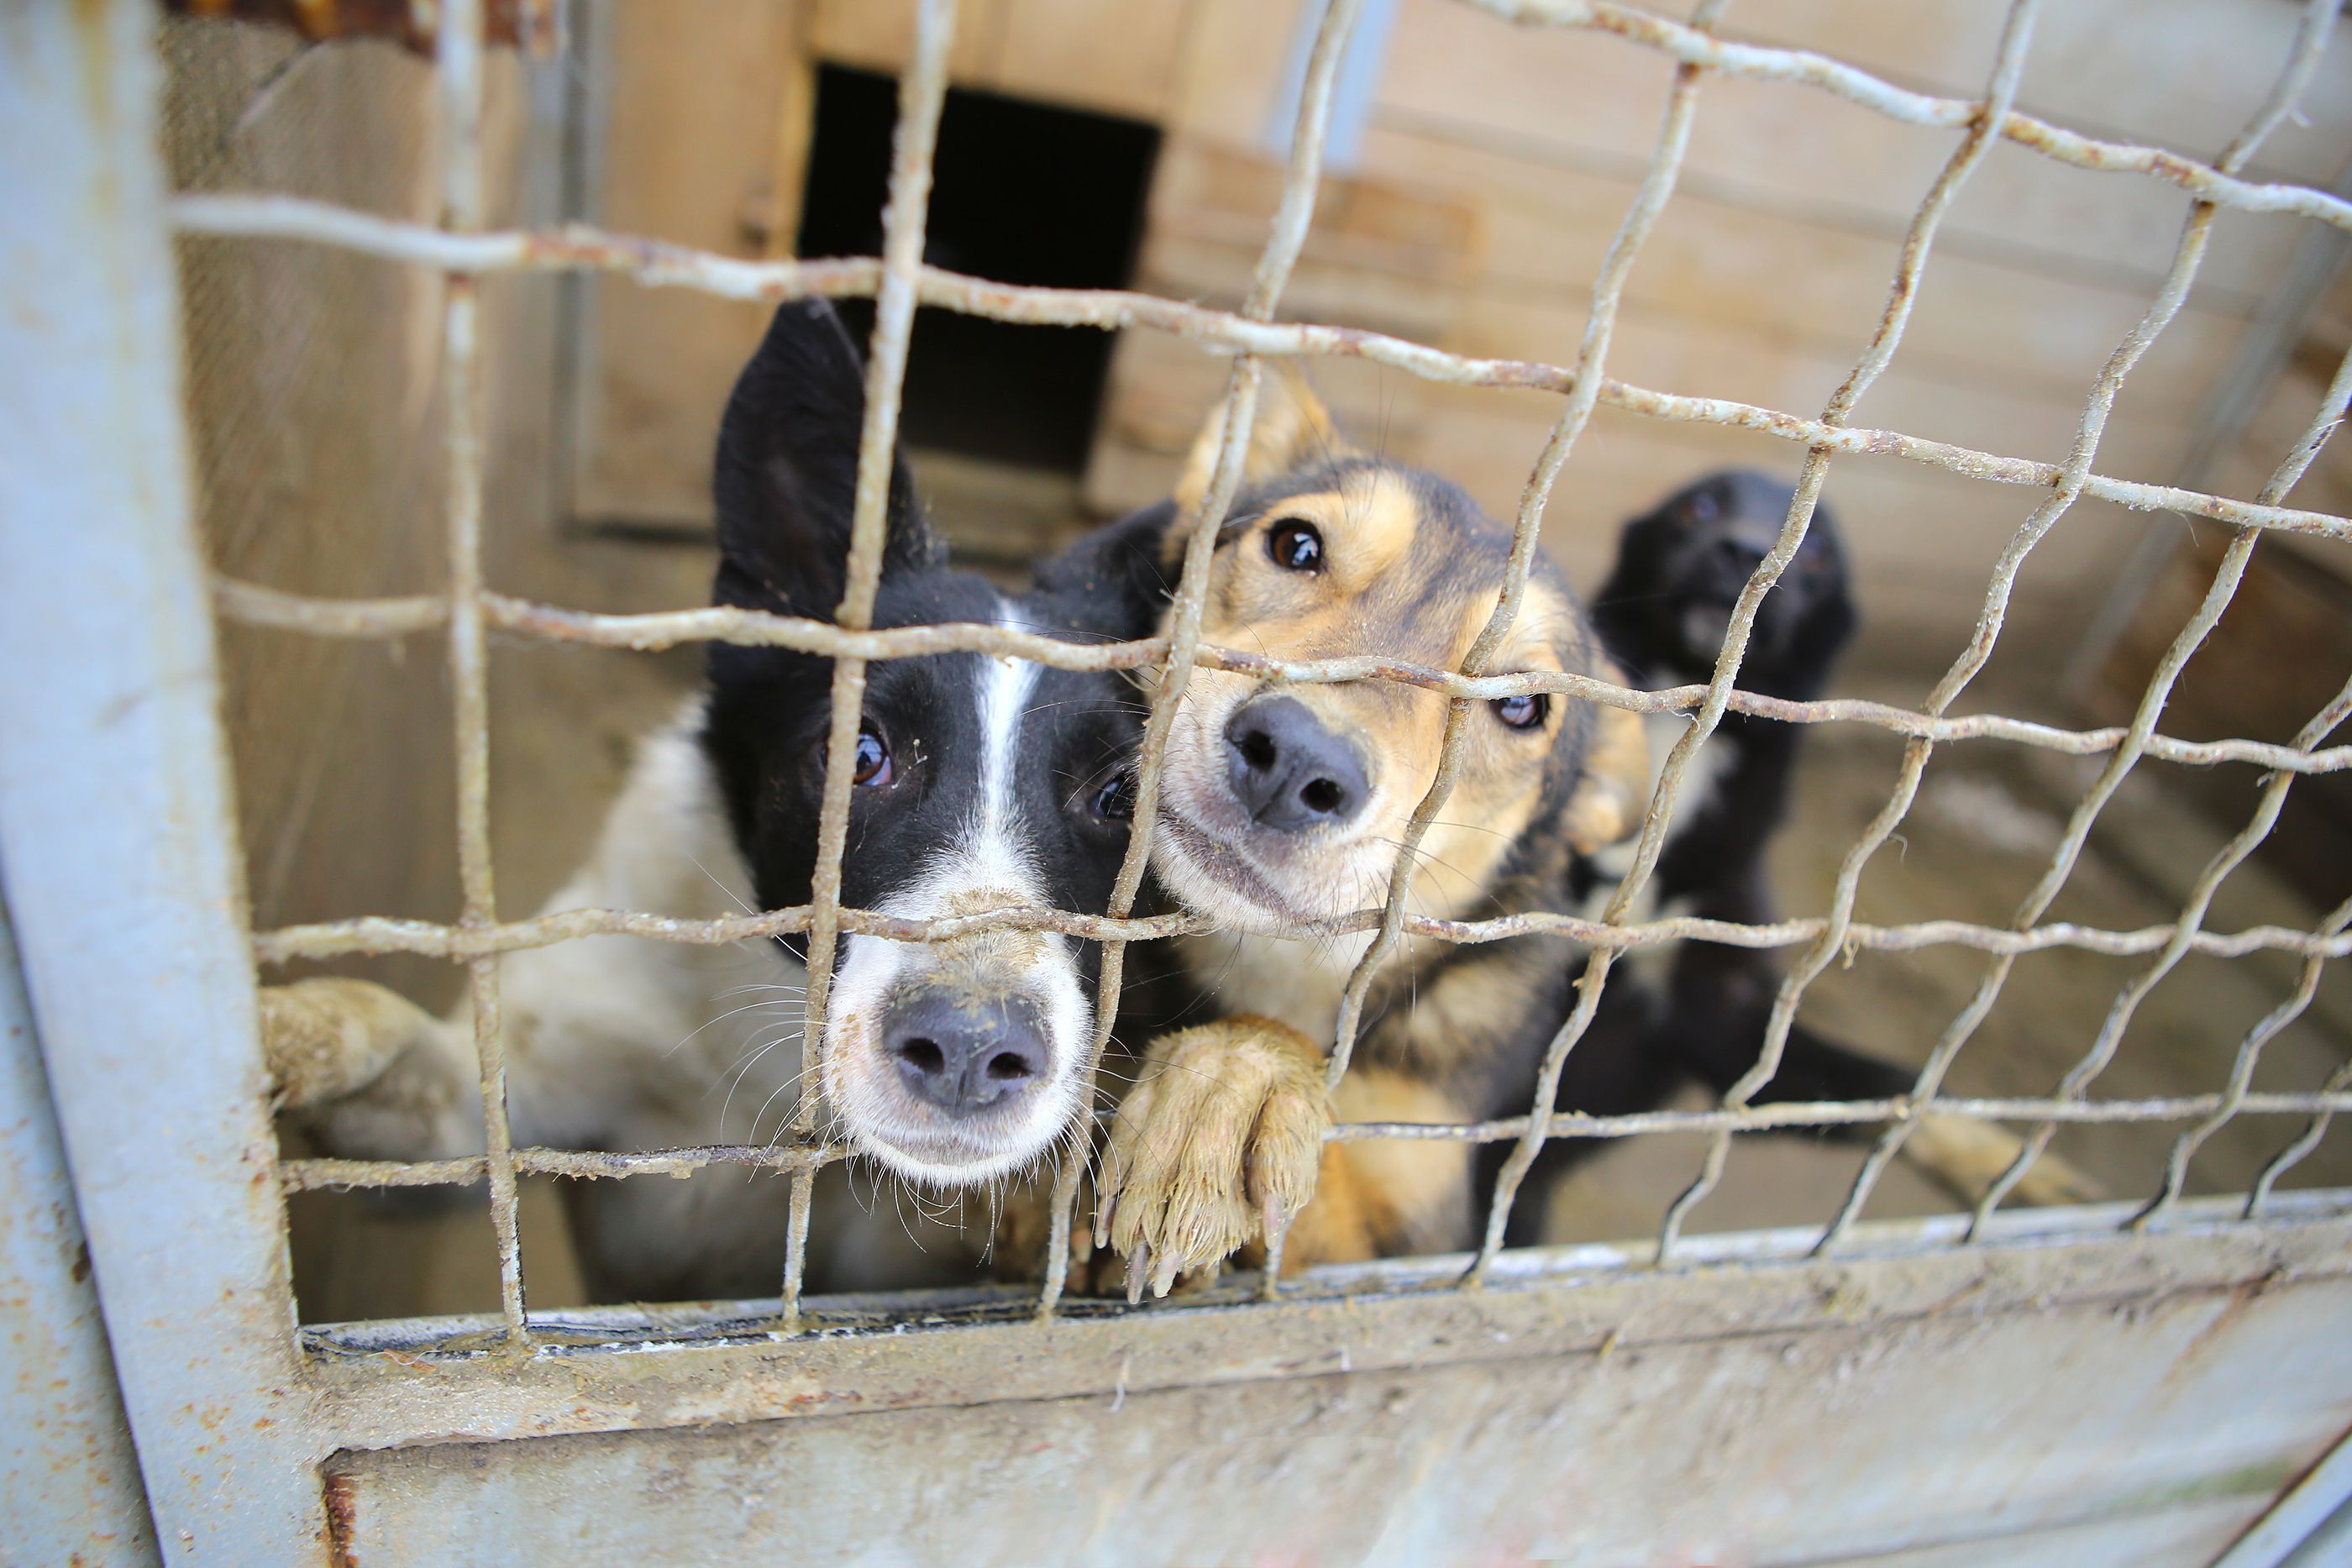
<box><xmin>1224</xmin><ymin>695</ymin><xmax>1368</xmax><ymax>833</ymax></box>
<box><xmin>883</xmin><ymin>993</ymin><xmax>1047</xmax><ymax>1119</ymax></box>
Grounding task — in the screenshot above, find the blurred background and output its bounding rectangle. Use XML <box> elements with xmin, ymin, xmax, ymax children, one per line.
<box><xmin>160</xmin><ymin>0</ymin><xmax>2352</xmax><ymax>1320</ymax></box>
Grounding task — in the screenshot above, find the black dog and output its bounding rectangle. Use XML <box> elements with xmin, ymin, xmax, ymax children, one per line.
<box><xmin>1502</xmin><ymin>470</ymin><xmax>2086</xmax><ymax>1240</ymax></box>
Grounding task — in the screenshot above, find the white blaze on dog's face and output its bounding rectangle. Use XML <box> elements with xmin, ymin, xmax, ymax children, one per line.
<box><xmin>811</xmin><ymin>631</ymin><xmax>1122</xmax><ymax>1187</ymax></box>
<box><xmin>700</xmin><ymin>302</ymin><xmax>1141</xmax><ymax>1188</ymax></box>
<box><xmin>1146</xmin><ymin>377</ymin><xmax>1636</xmax><ymax>933</ymax></box>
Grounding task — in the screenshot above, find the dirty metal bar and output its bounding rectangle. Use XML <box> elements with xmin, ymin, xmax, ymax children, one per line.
<box><xmin>1327</xmin><ymin>0</ymin><xmax>1719</xmax><ymax>1142</ymax></box>
<box><xmin>0</xmin><ymin>896</ymin><xmax>157</xmax><ymax>1560</ymax></box>
<box><xmin>1641</xmin><ymin>0</ymin><xmax>2048</xmax><ymax>1271</ymax></box>
<box><xmin>2213</xmin><ymin>1419</ymin><xmax>2352</xmax><ymax>1568</ymax></box>
<box><xmin>272</xmin><ymin>1088</ymin><xmax>2352</xmax><ymax>1197</ymax></box>
<box><xmin>0</xmin><ymin>3</ymin><xmax>325</xmax><ymax>1555</ymax></box>
<box><xmin>249</xmin><ymin>897</ymin><xmax>2352</xmax><ymax>969</ymax></box>
<box><xmin>1338</xmin><ymin>1091</ymin><xmax>2352</xmax><ymax>1142</ymax></box>
<box><xmin>282</xmin><ymin>1141</ymin><xmax>849</xmax><ymax>1193</ymax></box>
<box><xmin>1970</xmin><ymin>339</ymin><xmax>2352</xmax><ymax>1235</ymax></box>
<box><xmin>783</xmin><ymin>0</ymin><xmax>958</xmax><ymax>1334</ymax></box>
<box><xmin>1805</xmin><ymin>0</ymin><xmax>2342</xmax><ymax>1256</ymax></box>
<box><xmin>433</xmin><ymin>0</ymin><xmax>529</xmax><ymax>1349</ymax></box>
<box><xmin>1055</xmin><ymin>0</ymin><xmax>1369</xmax><ymax>1313</ymax></box>
<box><xmin>2139</xmin><ymin>899</ymin><xmax>2352</xmax><ymax>1230</ymax></box>
<box><xmin>297</xmin><ymin>1193</ymin><xmax>2352</xmax><ymax>1457</ymax></box>
<box><xmin>1457</xmin><ymin>0</ymin><xmax>2352</xmax><ymax>234</ymax></box>
<box><xmin>2250</xmin><ymin>1002</ymin><xmax>2352</xmax><ymax>1219</ymax></box>
<box><xmin>1436</xmin><ymin>0</ymin><xmax>1739</xmax><ymax>1293</ymax></box>
<box><xmin>170</xmin><ymin>195</ymin><xmax>2352</xmax><ymax>546</ymax></box>
<box><xmin>212</xmin><ymin>577</ymin><xmax>2352</xmax><ymax>775</ymax></box>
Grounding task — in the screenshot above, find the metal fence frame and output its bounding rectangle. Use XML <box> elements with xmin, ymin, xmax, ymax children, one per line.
<box><xmin>8</xmin><ymin>0</ymin><xmax>2352</xmax><ymax>1560</ymax></box>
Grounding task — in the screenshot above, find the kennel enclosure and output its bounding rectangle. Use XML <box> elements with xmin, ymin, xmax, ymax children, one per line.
<box><xmin>7</xmin><ymin>0</ymin><xmax>2352</xmax><ymax>1562</ymax></box>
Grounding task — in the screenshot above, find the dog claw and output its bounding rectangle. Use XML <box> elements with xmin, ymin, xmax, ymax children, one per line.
<box><xmin>1126</xmin><ymin>1240</ymin><xmax>1149</xmax><ymax>1305</ymax></box>
<box><xmin>1152</xmin><ymin>1247</ymin><xmax>1182</xmax><ymax>1299</ymax></box>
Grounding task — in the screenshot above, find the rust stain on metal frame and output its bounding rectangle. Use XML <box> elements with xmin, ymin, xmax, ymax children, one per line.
<box><xmin>291</xmin><ymin>1194</ymin><xmax>2352</xmax><ymax>1458</ymax></box>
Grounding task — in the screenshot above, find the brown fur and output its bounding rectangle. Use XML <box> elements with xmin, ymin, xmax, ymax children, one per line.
<box><xmin>1088</xmin><ymin>374</ymin><xmax>1648</xmax><ymax>1292</ymax></box>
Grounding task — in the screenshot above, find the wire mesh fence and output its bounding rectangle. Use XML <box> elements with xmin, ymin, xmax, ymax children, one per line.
<box><xmin>179</xmin><ymin>0</ymin><xmax>2352</xmax><ymax>1347</ymax></box>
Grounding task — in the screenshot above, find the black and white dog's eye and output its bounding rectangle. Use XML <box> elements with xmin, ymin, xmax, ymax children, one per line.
<box><xmin>1266</xmin><ymin>518</ymin><xmax>1325</xmax><ymax>572</ymax></box>
<box><xmin>1493</xmin><ymin>693</ymin><xmax>1548</xmax><ymax>731</ymax></box>
<box><xmin>1091</xmin><ymin>767</ymin><xmax>1138</xmax><ymax>821</ymax></box>
<box><xmin>1684</xmin><ymin>490</ymin><xmax>1721</xmax><ymax>525</ymax></box>
<box><xmin>851</xmin><ymin>729</ymin><xmax>893</xmax><ymax>787</ymax></box>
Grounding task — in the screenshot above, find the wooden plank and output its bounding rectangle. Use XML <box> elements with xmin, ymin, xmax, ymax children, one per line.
<box><xmin>811</xmin><ymin>0</ymin><xmax>1005</xmax><ymax>84</ymax></box>
<box><xmin>1135</xmin><ymin>136</ymin><xmax>1483</xmax><ymax>340</ymax></box>
<box><xmin>1722</xmin><ymin>0</ymin><xmax>2352</xmax><ymax>187</ymax></box>
<box><xmin>1168</xmin><ymin>0</ymin><xmax>1308</xmax><ymax>139</ymax></box>
<box><xmin>574</xmin><ymin>0</ymin><xmax>806</xmax><ymax>526</ymax></box>
<box><xmin>989</xmin><ymin>0</ymin><xmax>1189</xmax><ymax>121</ymax></box>
<box><xmin>1357</xmin><ymin>122</ymin><xmax>2254</xmax><ymax>415</ymax></box>
<box><xmin>1374</xmin><ymin>0</ymin><xmax>2316</xmax><ymax>307</ymax></box>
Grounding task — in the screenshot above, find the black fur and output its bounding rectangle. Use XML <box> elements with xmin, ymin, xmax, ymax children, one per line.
<box><xmin>1503</xmin><ymin>469</ymin><xmax>1914</xmax><ymax>1242</ymax></box>
<box><xmin>698</xmin><ymin>301</ymin><xmax>1152</xmax><ymax>989</ymax></box>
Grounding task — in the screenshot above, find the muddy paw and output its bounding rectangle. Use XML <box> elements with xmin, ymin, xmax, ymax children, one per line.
<box><xmin>1095</xmin><ymin>1015</ymin><xmax>1331</xmax><ymax>1299</ymax></box>
<box><xmin>257</xmin><ymin>978</ymin><xmax>444</xmax><ymax>1109</ymax></box>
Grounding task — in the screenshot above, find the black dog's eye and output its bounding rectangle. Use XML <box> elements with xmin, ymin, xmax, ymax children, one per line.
<box><xmin>1493</xmin><ymin>693</ymin><xmax>1548</xmax><ymax>731</ymax></box>
<box><xmin>1684</xmin><ymin>490</ymin><xmax>1721</xmax><ymax>525</ymax></box>
<box><xmin>1266</xmin><ymin>519</ymin><xmax>1325</xmax><ymax>572</ymax></box>
<box><xmin>851</xmin><ymin>728</ymin><xmax>892</xmax><ymax>787</ymax></box>
<box><xmin>1091</xmin><ymin>767</ymin><xmax>1137</xmax><ymax>821</ymax></box>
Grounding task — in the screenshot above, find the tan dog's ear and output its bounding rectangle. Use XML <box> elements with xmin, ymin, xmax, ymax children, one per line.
<box><xmin>1562</xmin><ymin>658</ymin><xmax>1652</xmax><ymax>856</ymax></box>
<box><xmin>1171</xmin><ymin>365</ymin><xmax>1355</xmax><ymax>539</ymax></box>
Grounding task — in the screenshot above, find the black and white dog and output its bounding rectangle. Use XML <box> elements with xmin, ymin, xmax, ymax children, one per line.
<box><xmin>261</xmin><ymin>301</ymin><xmax>1155</xmax><ymax>1301</ymax></box>
<box><xmin>1503</xmin><ymin>469</ymin><xmax>2093</xmax><ymax>1237</ymax></box>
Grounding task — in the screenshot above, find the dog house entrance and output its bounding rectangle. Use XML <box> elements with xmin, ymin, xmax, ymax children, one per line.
<box><xmin>796</xmin><ymin>65</ymin><xmax>1158</xmax><ymax>475</ymax></box>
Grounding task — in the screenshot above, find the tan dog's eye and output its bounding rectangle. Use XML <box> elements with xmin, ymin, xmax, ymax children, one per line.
<box><xmin>1266</xmin><ymin>518</ymin><xmax>1325</xmax><ymax>573</ymax></box>
<box><xmin>1493</xmin><ymin>693</ymin><xmax>1548</xmax><ymax>731</ymax></box>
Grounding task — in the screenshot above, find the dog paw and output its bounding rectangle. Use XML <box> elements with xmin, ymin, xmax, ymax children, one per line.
<box><xmin>1095</xmin><ymin>1015</ymin><xmax>1331</xmax><ymax>1299</ymax></box>
<box><xmin>255</xmin><ymin>977</ymin><xmax>444</xmax><ymax>1110</ymax></box>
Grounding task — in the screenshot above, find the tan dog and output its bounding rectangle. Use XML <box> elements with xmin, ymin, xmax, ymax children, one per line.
<box><xmin>1042</xmin><ymin>375</ymin><xmax>1649</xmax><ymax>1294</ymax></box>
<box><xmin>1058</xmin><ymin>380</ymin><xmax>2087</xmax><ymax>1296</ymax></box>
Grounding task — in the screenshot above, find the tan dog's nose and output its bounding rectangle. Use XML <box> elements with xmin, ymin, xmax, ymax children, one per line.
<box><xmin>1224</xmin><ymin>695</ymin><xmax>1368</xmax><ymax>833</ymax></box>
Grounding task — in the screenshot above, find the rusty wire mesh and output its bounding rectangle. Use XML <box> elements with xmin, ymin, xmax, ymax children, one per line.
<box><xmin>180</xmin><ymin>0</ymin><xmax>2352</xmax><ymax>1343</ymax></box>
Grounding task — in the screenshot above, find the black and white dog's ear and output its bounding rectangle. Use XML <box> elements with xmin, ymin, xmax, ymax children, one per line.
<box><xmin>711</xmin><ymin>300</ymin><xmax>939</xmax><ymax>614</ymax></box>
<box><xmin>1034</xmin><ymin>497</ymin><xmax>1179</xmax><ymax>639</ymax></box>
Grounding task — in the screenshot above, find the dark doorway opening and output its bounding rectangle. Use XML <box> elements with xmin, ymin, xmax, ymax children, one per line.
<box><xmin>795</xmin><ymin>65</ymin><xmax>1161</xmax><ymax>474</ymax></box>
